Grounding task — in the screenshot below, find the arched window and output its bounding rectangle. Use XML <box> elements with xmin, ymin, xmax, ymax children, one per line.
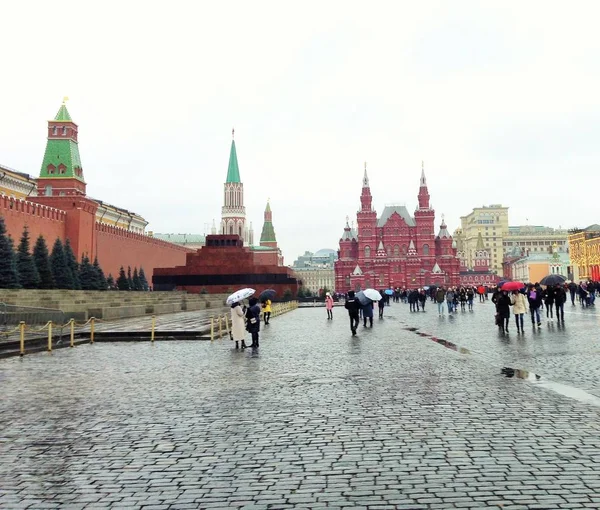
<box><xmin>422</xmin><ymin>244</ymin><xmax>430</xmax><ymax>255</ymax></box>
<box><xmin>52</xmin><ymin>126</ymin><xmax>57</xmax><ymax>135</ymax></box>
<box><xmin>394</xmin><ymin>244</ymin><xmax>400</xmax><ymax>257</ymax></box>
<box><xmin>365</xmin><ymin>246</ymin><xmax>371</xmax><ymax>258</ymax></box>
<box><xmin>239</xmin><ymin>226</ymin><xmax>242</xmax><ymax>237</ymax></box>
<box><xmin>44</xmin><ymin>185</ymin><xmax>52</xmax><ymax>196</ymax></box>
<box><xmin>229</xmin><ymin>223</ymin><xmax>234</xmax><ymax>235</ymax></box>
<box><xmin>402</xmin><ymin>245</ymin><xmax>407</xmax><ymax>255</ymax></box>
<box><xmin>62</xmin><ymin>126</ymin><xmax>67</xmax><ymax>136</ymax></box>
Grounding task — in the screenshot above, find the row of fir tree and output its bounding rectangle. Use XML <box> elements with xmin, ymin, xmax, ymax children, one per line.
<box><xmin>0</xmin><ymin>217</ymin><xmax>150</xmax><ymax>291</ymax></box>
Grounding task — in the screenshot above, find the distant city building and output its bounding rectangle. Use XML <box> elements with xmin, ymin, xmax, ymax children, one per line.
<box><xmin>457</xmin><ymin>231</ymin><xmax>500</xmax><ymax>286</ymax></box>
<box><xmin>503</xmin><ymin>225</ymin><xmax>568</xmax><ymax>255</ymax></box>
<box><xmin>454</xmin><ymin>205</ymin><xmax>509</xmax><ymax>276</ymax></box>
<box><xmin>335</xmin><ymin>164</ymin><xmax>460</xmax><ymax>291</ymax></box>
<box><xmin>291</xmin><ymin>249</ymin><xmax>336</xmax><ymax>294</ymax></box>
<box><xmin>568</xmin><ymin>224</ymin><xmax>600</xmax><ymax>282</ymax></box>
<box><xmin>292</xmin><ymin>249</ymin><xmax>337</xmax><ymax>268</ymax></box>
<box><xmin>148</xmin><ymin>233</ymin><xmax>206</xmax><ymax>249</ymax></box>
<box><xmin>504</xmin><ymin>249</ymin><xmax>570</xmax><ymax>283</ymax></box>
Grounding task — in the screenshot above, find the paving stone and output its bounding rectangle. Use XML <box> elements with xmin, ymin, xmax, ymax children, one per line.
<box><xmin>2</xmin><ymin>306</ymin><xmax>600</xmax><ymax>507</ymax></box>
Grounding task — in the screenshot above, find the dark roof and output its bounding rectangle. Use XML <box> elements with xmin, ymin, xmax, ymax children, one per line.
<box><xmin>378</xmin><ymin>206</ymin><xmax>415</xmax><ymax>227</ymax></box>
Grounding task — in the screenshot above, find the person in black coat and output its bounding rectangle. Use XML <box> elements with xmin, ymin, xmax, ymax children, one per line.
<box><xmin>245</xmin><ymin>297</ymin><xmax>261</xmax><ymax>348</ymax></box>
<box><xmin>527</xmin><ymin>284</ymin><xmax>543</xmax><ymax>327</ymax></box>
<box><xmin>543</xmin><ymin>286</ymin><xmax>555</xmax><ymax>320</ymax></box>
<box><xmin>345</xmin><ymin>291</ymin><xmax>360</xmax><ymax>335</ymax></box>
<box><xmin>496</xmin><ymin>291</ymin><xmax>512</xmax><ymax>333</ymax></box>
<box><xmin>554</xmin><ymin>284</ymin><xmax>567</xmax><ymax>322</ymax></box>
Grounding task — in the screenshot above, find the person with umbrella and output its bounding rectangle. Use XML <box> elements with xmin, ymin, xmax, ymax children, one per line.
<box><xmin>496</xmin><ymin>289</ymin><xmax>512</xmax><ymax>333</ymax></box>
<box><xmin>510</xmin><ymin>289</ymin><xmax>528</xmax><ymax>334</ymax></box>
<box><xmin>543</xmin><ymin>285</ymin><xmax>555</xmax><ymax>321</ymax></box>
<box><xmin>258</xmin><ymin>289</ymin><xmax>275</xmax><ymax>325</ymax></box>
<box><xmin>345</xmin><ymin>291</ymin><xmax>360</xmax><ymax>335</ymax></box>
<box><xmin>362</xmin><ymin>299</ymin><xmax>374</xmax><ymax>327</ymax></box>
<box><xmin>554</xmin><ymin>284</ymin><xmax>567</xmax><ymax>322</ymax></box>
<box><xmin>245</xmin><ymin>297</ymin><xmax>261</xmax><ymax>348</ymax></box>
<box><xmin>230</xmin><ymin>301</ymin><xmax>247</xmax><ymax>349</ymax></box>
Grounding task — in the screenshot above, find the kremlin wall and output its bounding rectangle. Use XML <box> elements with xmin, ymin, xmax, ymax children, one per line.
<box><xmin>1</xmin><ymin>102</ymin><xmax>298</xmax><ymax>295</ymax></box>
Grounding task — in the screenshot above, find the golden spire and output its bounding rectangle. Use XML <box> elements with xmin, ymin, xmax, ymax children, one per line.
<box><xmin>62</xmin><ymin>96</ymin><xmax>69</xmax><ymax>104</ymax></box>
<box><xmin>232</xmin><ymin>127</ymin><xmax>235</xmax><ymax>139</ymax></box>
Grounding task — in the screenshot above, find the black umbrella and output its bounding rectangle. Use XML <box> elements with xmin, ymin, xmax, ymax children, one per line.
<box><xmin>259</xmin><ymin>289</ymin><xmax>276</xmax><ymax>302</ymax></box>
<box><xmin>539</xmin><ymin>274</ymin><xmax>566</xmax><ymax>286</ymax></box>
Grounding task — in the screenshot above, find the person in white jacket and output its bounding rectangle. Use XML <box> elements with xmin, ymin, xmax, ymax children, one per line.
<box><xmin>230</xmin><ymin>302</ymin><xmax>247</xmax><ymax>349</ymax></box>
<box><xmin>511</xmin><ymin>290</ymin><xmax>528</xmax><ymax>334</ymax></box>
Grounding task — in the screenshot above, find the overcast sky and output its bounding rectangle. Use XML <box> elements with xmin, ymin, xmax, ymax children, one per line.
<box><xmin>3</xmin><ymin>1</ymin><xmax>599</xmax><ymax>263</ymax></box>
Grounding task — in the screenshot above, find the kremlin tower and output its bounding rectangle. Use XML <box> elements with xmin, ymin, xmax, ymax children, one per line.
<box><xmin>220</xmin><ymin>130</ymin><xmax>253</xmax><ymax>246</ymax></box>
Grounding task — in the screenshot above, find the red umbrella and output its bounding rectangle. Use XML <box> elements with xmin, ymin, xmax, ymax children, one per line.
<box><xmin>477</xmin><ymin>285</ymin><xmax>485</xmax><ymax>294</ymax></box>
<box><xmin>501</xmin><ymin>281</ymin><xmax>525</xmax><ymax>291</ymax></box>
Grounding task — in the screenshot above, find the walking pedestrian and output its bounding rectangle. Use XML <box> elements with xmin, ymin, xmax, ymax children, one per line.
<box><xmin>435</xmin><ymin>286</ymin><xmax>446</xmax><ymax>316</ymax></box>
<box><xmin>527</xmin><ymin>284</ymin><xmax>542</xmax><ymax>327</ymax></box>
<box><xmin>245</xmin><ymin>297</ymin><xmax>261</xmax><ymax>348</ymax></box>
<box><xmin>378</xmin><ymin>291</ymin><xmax>385</xmax><ymax>319</ymax></box>
<box><xmin>446</xmin><ymin>288</ymin><xmax>455</xmax><ymax>314</ymax></box>
<box><xmin>495</xmin><ymin>290</ymin><xmax>512</xmax><ymax>333</ymax></box>
<box><xmin>511</xmin><ymin>290</ymin><xmax>527</xmax><ymax>333</ymax></box>
<box><xmin>345</xmin><ymin>291</ymin><xmax>360</xmax><ymax>335</ymax></box>
<box><xmin>262</xmin><ymin>298</ymin><xmax>272</xmax><ymax>325</ymax></box>
<box><xmin>555</xmin><ymin>284</ymin><xmax>566</xmax><ymax>322</ymax></box>
<box><xmin>543</xmin><ymin>286</ymin><xmax>555</xmax><ymax>320</ymax></box>
<box><xmin>568</xmin><ymin>281</ymin><xmax>577</xmax><ymax>305</ymax></box>
<box><xmin>230</xmin><ymin>301</ymin><xmax>247</xmax><ymax>349</ymax></box>
<box><xmin>418</xmin><ymin>289</ymin><xmax>427</xmax><ymax>312</ymax></box>
<box><xmin>325</xmin><ymin>292</ymin><xmax>334</xmax><ymax>320</ymax></box>
<box><xmin>362</xmin><ymin>300</ymin><xmax>374</xmax><ymax>327</ymax></box>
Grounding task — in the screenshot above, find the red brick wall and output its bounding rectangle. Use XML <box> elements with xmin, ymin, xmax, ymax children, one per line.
<box><xmin>96</xmin><ymin>223</ymin><xmax>193</xmax><ymax>282</ymax></box>
<box><xmin>0</xmin><ymin>196</ymin><xmax>66</xmax><ymax>245</ymax></box>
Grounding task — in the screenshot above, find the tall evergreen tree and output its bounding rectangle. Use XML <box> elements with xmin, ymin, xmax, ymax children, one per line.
<box><xmin>79</xmin><ymin>255</ymin><xmax>96</xmax><ymax>290</ymax></box>
<box><xmin>139</xmin><ymin>267</ymin><xmax>149</xmax><ymax>291</ymax></box>
<box><xmin>93</xmin><ymin>256</ymin><xmax>107</xmax><ymax>290</ymax></box>
<box><xmin>106</xmin><ymin>273</ymin><xmax>115</xmax><ymax>290</ymax></box>
<box><xmin>132</xmin><ymin>267</ymin><xmax>142</xmax><ymax>291</ymax></box>
<box><xmin>127</xmin><ymin>266</ymin><xmax>134</xmax><ymax>290</ymax></box>
<box><xmin>116</xmin><ymin>266</ymin><xmax>130</xmax><ymax>290</ymax></box>
<box><xmin>0</xmin><ymin>217</ymin><xmax>20</xmax><ymax>288</ymax></box>
<box><xmin>16</xmin><ymin>227</ymin><xmax>40</xmax><ymax>289</ymax></box>
<box><xmin>33</xmin><ymin>235</ymin><xmax>54</xmax><ymax>289</ymax></box>
<box><xmin>50</xmin><ymin>238</ymin><xmax>74</xmax><ymax>289</ymax></box>
<box><xmin>64</xmin><ymin>239</ymin><xmax>81</xmax><ymax>290</ymax></box>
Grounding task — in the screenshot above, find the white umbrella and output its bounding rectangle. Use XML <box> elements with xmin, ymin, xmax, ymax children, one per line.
<box><xmin>226</xmin><ymin>288</ymin><xmax>255</xmax><ymax>305</ymax></box>
<box><xmin>363</xmin><ymin>288</ymin><xmax>382</xmax><ymax>301</ymax></box>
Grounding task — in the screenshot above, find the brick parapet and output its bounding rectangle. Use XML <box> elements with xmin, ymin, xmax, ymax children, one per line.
<box><xmin>0</xmin><ymin>195</ymin><xmax>67</xmax><ymax>222</ymax></box>
<box><xmin>95</xmin><ymin>223</ymin><xmax>195</xmax><ymax>254</ymax></box>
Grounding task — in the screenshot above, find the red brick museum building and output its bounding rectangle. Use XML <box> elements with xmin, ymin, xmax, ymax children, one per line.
<box><xmin>334</xmin><ymin>166</ymin><xmax>460</xmax><ymax>292</ymax></box>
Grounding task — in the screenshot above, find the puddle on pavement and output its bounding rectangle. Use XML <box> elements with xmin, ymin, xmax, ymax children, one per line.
<box><xmin>402</xmin><ymin>324</ymin><xmax>600</xmax><ymax>408</ymax></box>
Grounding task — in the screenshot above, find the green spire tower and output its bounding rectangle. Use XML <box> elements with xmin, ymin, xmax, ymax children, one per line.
<box><xmin>221</xmin><ymin>129</ymin><xmax>252</xmax><ymax>244</ymax></box>
<box><xmin>260</xmin><ymin>200</ymin><xmax>278</xmax><ymax>248</ymax></box>
<box><xmin>226</xmin><ymin>132</ymin><xmax>241</xmax><ymax>183</ymax></box>
<box><xmin>37</xmin><ymin>99</ymin><xmax>86</xmax><ymax>196</ymax></box>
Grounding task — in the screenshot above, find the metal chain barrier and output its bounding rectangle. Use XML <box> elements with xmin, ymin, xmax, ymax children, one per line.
<box><xmin>8</xmin><ymin>302</ymin><xmax>299</xmax><ymax>356</ymax></box>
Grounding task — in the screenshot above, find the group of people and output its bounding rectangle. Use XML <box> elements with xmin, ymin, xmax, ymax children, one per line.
<box><xmin>492</xmin><ymin>284</ymin><xmax>567</xmax><ymax>334</ymax></box>
<box><xmin>229</xmin><ymin>297</ymin><xmax>272</xmax><ymax>349</ymax></box>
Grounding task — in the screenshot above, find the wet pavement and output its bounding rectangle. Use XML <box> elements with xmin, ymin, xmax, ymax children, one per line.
<box><xmin>2</xmin><ymin>303</ymin><xmax>600</xmax><ymax>509</ymax></box>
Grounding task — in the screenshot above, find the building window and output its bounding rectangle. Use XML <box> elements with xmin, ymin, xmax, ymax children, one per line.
<box><xmin>45</xmin><ymin>185</ymin><xmax>52</xmax><ymax>196</ymax></box>
<box><xmin>422</xmin><ymin>244</ymin><xmax>430</xmax><ymax>255</ymax></box>
<box><xmin>402</xmin><ymin>245</ymin><xmax>407</xmax><ymax>255</ymax></box>
<box><xmin>52</xmin><ymin>126</ymin><xmax>57</xmax><ymax>135</ymax></box>
<box><xmin>62</xmin><ymin>126</ymin><xmax>67</xmax><ymax>136</ymax></box>
<box><xmin>365</xmin><ymin>246</ymin><xmax>371</xmax><ymax>258</ymax></box>
<box><xmin>394</xmin><ymin>244</ymin><xmax>400</xmax><ymax>257</ymax></box>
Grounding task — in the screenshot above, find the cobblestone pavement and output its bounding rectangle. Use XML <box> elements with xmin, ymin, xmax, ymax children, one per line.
<box><xmin>394</xmin><ymin>298</ymin><xmax>600</xmax><ymax>398</ymax></box>
<box><xmin>2</xmin><ymin>305</ymin><xmax>600</xmax><ymax>509</ymax></box>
